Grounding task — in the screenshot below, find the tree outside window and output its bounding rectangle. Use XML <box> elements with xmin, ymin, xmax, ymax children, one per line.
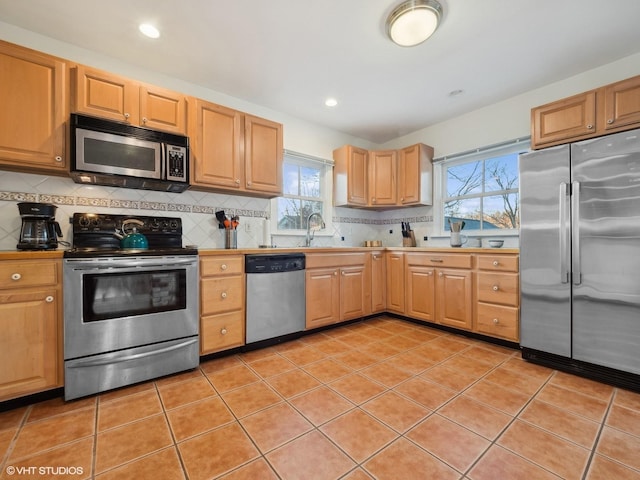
<box><xmin>277</xmin><ymin>161</ymin><xmax>323</xmax><ymax>230</ymax></box>
<box><xmin>443</xmin><ymin>151</ymin><xmax>521</xmax><ymax>231</ymax></box>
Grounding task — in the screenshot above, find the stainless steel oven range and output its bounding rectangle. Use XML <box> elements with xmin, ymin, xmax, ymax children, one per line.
<box><xmin>63</xmin><ymin>213</ymin><xmax>198</xmax><ymax>400</ymax></box>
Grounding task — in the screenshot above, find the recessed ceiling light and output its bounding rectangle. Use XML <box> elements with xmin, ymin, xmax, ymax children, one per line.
<box><xmin>325</xmin><ymin>98</ymin><xmax>338</xmax><ymax>107</ymax></box>
<box><xmin>139</xmin><ymin>23</ymin><xmax>160</xmax><ymax>39</ymax></box>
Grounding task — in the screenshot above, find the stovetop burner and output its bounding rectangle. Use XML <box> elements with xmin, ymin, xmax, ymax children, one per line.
<box><xmin>64</xmin><ymin>213</ymin><xmax>197</xmax><ymax>258</ymax></box>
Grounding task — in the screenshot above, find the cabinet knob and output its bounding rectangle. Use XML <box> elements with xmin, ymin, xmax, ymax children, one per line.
<box><xmin>492</xmin><ymin>260</ymin><xmax>499</xmax><ymax>266</ymax></box>
<box><xmin>55</xmin><ymin>156</ymin><xmax>63</xmax><ymax>162</ymax></box>
<box><xmin>400</xmin><ymin>197</ymin><xmax>404</xmax><ymax>201</ymax></box>
<box><xmin>45</xmin><ymin>296</ymin><xmax>54</xmax><ymax>303</ymax></box>
<box><xmin>124</xmin><ymin>113</ymin><xmax>130</xmax><ymax>119</ymax></box>
<box><xmin>438</xmin><ymin>272</ymin><xmax>443</xmax><ymax>277</ymax></box>
<box><xmin>427</xmin><ymin>272</ymin><xmax>432</xmax><ymax>276</ymax></box>
<box><xmin>235</xmin><ymin>179</ymin><xmax>240</xmax><ymax>184</ymax></box>
<box><xmin>247</xmin><ymin>181</ymin><xmax>251</xmax><ymax>186</ymax></box>
<box><xmin>221</xmin><ymin>292</ymin><xmax>227</xmax><ymax>299</ymax></box>
<box><xmin>221</xmin><ymin>264</ymin><xmax>228</xmax><ymax>270</ymax></box>
<box><xmin>142</xmin><ymin>117</ymin><xmax>148</xmax><ymax>123</ymax></box>
<box><xmin>341</xmin><ymin>270</ymin><xmax>346</xmax><ymax>276</ymax></box>
<box><xmin>492</xmin><ymin>285</ymin><xmax>499</xmax><ymax>291</ymax></box>
<box><xmin>493</xmin><ymin>318</ymin><xmax>499</xmax><ymax>324</ymax></box>
<box><xmin>372</xmin><ymin>198</ymin><xmax>376</xmax><ymax>203</ymax></box>
<box><xmin>372</xmin><ymin>255</ymin><xmax>378</xmax><ymax>260</ymax></box>
<box><xmin>220</xmin><ymin>328</ymin><xmax>228</xmax><ymax>335</ymax></box>
<box><xmin>11</xmin><ymin>273</ymin><xmax>21</xmax><ymax>281</ymax></box>
<box><xmin>333</xmin><ymin>271</ymin><xmax>338</xmax><ymax>276</ymax></box>
<box><xmin>607</xmin><ymin>119</ymin><xmax>614</xmax><ymax>124</ymax></box>
<box><xmin>586</xmin><ymin>124</ymin><xmax>593</xmax><ymax>129</ymax></box>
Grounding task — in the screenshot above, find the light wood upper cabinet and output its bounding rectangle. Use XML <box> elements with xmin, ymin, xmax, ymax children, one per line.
<box><xmin>72</xmin><ymin>65</ymin><xmax>187</xmax><ymax>135</ymax></box>
<box><xmin>0</xmin><ymin>41</ymin><xmax>67</xmax><ymax>173</ymax></box>
<box><xmin>0</xmin><ymin>259</ymin><xmax>62</xmax><ymax>402</ymax></box>
<box><xmin>333</xmin><ymin>143</ymin><xmax>433</xmax><ymax>208</ymax></box>
<box><xmin>369</xmin><ymin>150</ymin><xmax>397</xmax><ymax>206</ymax></box>
<box><xmin>531</xmin><ymin>74</ymin><xmax>640</xmax><ymax>149</ymax></box>
<box><xmin>398</xmin><ymin>143</ymin><xmax>433</xmax><ymax>206</ymax></box>
<box><xmin>244</xmin><ymin>114</ymin><xmax>283</xmax><ymax>195</ymax></box>
<box><xmin>190</xmin><ymin>99</ymin><xmax>243</xmax><ymax>190</ymax></box>
<box><xmin>189</xmin><ymin>99</ymin><xmax>283</xmax><ymax>198</ymax></box>
<box><xmin>334</xmin><ymin>145</ymin><xmax>368</xmax><ymax>206</ymax></box>
<box><xmin>603</xmin><ymin>75</ymin><xmax>640</xmax><ymax>132</ymax></box>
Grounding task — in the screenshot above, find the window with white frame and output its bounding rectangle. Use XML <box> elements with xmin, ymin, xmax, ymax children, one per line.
<box><xmin>436</xmin><ymin>139</ymin><xmax>529</xmax><ymax>233</ymax></box>
<box><xmin>273</xmin><ymin>151</ymin><xmax>332</xmax><ymax>232</ymax></box>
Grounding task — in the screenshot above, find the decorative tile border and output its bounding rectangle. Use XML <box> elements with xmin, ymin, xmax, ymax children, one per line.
<box><xmin>0</xmin><ymin>189</ymin><xmax>433</xmax><ymax>225</ymax></box>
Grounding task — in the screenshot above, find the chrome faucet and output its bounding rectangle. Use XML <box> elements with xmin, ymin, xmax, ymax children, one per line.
<box><xmin>305</xmin><ymin>212</ymin><xmax>325</xmax><ymax>247</ymax></box>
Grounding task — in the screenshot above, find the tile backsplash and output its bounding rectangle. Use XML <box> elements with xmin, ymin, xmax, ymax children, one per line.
<box><xmin>0</xmin><ymin>170</ymin><xmax>438</xmax><ymax>251</ymax></box>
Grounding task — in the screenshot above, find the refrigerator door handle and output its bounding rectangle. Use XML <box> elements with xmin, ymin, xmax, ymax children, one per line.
<box><xmin>559</xmin><ymin>182</ymin><xmax>570</xmax><ymax>283</ymax></box>
<box><xmin>572</xmin><ymin>181</ymin><xmax>582</xmax><ymax>285</ymax></box>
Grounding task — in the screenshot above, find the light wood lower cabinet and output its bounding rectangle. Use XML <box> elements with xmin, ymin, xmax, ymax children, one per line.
<box><xmin>305</xmin><ymin>253</ymin><xmax>369</xmax><ymax>330</ymax></box>
<box><xmin>0</xmin><ymin>259</ymin><xmax>62</xmax><ymax>402</ymax></box>
<box><xmin>385</xmin><ymin>252</ymin><xmax>405</xmax><ymax>314</ymax></box>
<box><xmin>405</xmin><ymin>253</ymin><xmax>473</xmax><ymax>331</ymax></box>
<box><xmin>199</xmin><ymin>255</ymin><xmax>245</xmax><ymax>355</ymax></box>
<box><xmin>370</xmin><ymin>251</ymin><xmax>386</xmax><ymax>313</ymax></box>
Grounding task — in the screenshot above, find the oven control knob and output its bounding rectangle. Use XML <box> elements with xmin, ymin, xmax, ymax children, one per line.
<box><xmin>78</xmin><ymin>216</ymin><xmax>90</xmax><ymax>227</ymax></box>
<box><xmin>169</xmin><ymin>220</ymin><xmax>179</xmax><ymax>229</ymax></box>
<box><xmin>151</xmin><ymin>219</ymin><xmax>160</xmax><ymax>229</ymax></box>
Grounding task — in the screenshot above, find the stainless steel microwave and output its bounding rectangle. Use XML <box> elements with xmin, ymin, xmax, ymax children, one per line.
<box><xmin>70</xmin><ymin>113</ymin><xmax>190</xmax><ymax>193</ymax></box>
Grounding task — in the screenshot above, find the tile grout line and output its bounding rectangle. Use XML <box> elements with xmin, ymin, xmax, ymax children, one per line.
<box><xmin>579</xmin><ymin>387</ymin><xmax>617</xmax><ymax>480</ymax></box>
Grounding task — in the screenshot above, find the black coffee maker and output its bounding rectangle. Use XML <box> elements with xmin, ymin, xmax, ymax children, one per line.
<box><xmin>17</xmin><ymin>202</ymin><xmax>63</xmax><ymax>250</ymax></box>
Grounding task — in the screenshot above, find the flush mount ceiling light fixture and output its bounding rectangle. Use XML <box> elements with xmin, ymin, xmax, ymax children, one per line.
<box><xmin>139</xmin><ymin>23</ymin><xmax>160</xmax><ymax>39</ymax></box>
<box><xmin>386</xmin><ymin>0</ymin><xmax>443</xmax><ymax>47</ymax></box>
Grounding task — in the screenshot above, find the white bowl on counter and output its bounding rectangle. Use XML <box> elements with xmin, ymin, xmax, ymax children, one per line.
<box><xmin>487</xmin><ymin>239</ymin><xmax>504</xmax><ymax>248</ymax></box>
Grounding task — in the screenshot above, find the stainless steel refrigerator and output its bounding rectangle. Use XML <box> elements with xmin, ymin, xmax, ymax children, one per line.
<box><xmin>519</xmin><ymin>128</ymin><xmax>640</xmax><ymax>389</ymax></box>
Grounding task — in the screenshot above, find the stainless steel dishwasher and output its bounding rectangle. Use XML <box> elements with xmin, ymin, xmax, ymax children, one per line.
<box><xmin>245</xmin><ymin>253</ymin><xmax>306</xmax><ymax>344</ymax></box>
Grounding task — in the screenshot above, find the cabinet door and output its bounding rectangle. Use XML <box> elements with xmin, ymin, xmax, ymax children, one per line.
<box><xmin>0</xmin><ymin>289</ymin><xmax>59</xmax><ymax>401</ymax></box>
<box><xmin>369</xmin><ymin>150</ymin><xmax>397</xmax><ymax>206</ymax></box>
<box><xmin>244</xmin><ymin>114</ymin><xmax>283</xmax><ymax>196</ymax></box>
<box><xmin>371</xmin><ymin>252</ymin><xmax>386</xmax><ymax>313</ymax></box>
<box><xmin>385</xmin><ymin>253</ymin><xmax>405</xmax><ymax>314</ymax></box>
<box><xmin>436</xmin><ymin>269</ymin><xmax>472</xmax><ymax>330</ymax></box>
<box><xmin>189</xmin><ymin>99</ymin><xmax>243</xmax><ymax>189</ymax></box>
<box><xmin>406</xmin><ymin>265</ymin><xmax>435</xmax><ymax>322</ymax></box>
<box><xmin>306</xmin><ymin>268</ymin><xmax>340</xmax><ymax>329</ymax></box>
<box><xmin>398</xmin><ymin>144</ymin><xmax>433</xmax><ymax>206</ymax></box>
<box><xmin>139</xmin><ymin>85</ymin><xmax>187</xmax><ymax>134</ymax></box>
<box><xmin>340</xmin><ymin>266</ymin><xmax>365</xmax><ymax>321</ymax></box>
<box><xmin>72</xmin><ymin>65</ymin><xmax>139</xmax><ymax>124</ymax></box>
<box><xmin>0</xmin><ymin>42</ymin><xmax>67</xmax><ymax>172</ymax></box>
<box><xmin>603</xmin><ymin>76</ymin><xmax>640</xmax><ymax>132</ymax></box>
<box><xmin>531</xmin><ymin>91</ymin><xmax>596</xmax><ymax>148</ymax></box>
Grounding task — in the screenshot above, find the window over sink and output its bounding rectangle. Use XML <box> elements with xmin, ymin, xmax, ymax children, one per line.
<box><xmin>434</xmin><ymin>138</ymin><xmax>529</xmax><ymax>235</ymax></box>
<box><xmin>271</xmin><ymin>151</ymin><xmax>333</xmax><ymax>234</ymax></box>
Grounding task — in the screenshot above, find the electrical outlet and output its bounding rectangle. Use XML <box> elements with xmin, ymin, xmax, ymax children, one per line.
<box><xmin>341</xmin><ymin>236</ymin><xmax>345</xmax><ymax>241</ymax></box>
<box><xmin>244</xmin><ymin>222</ymin><xmax>251</xmax><ymax>233</ymax></box>
<box><xmin>423</xmin><ymin>236</ymin><xmax>428</xmax><ymax>241</ymax></box>
<box><xmin>389</xmin><ymin>229</ymin><xmax>393</xmax><ymax>234</ymax></box>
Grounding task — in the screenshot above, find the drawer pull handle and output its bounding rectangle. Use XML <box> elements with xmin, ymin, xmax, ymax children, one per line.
<box><xmin>220</xmin><ymin>328</ymin><xmax>228</xmax><ymax>335</ymax></box>
<box><xmin>11</xmin><ymin>273</ymin><xmax>21</xmax><ymax>281</ymax></box>
<box><xmin>221</xmin><ymin>292</ymin><xmax>227</xmax><ymax>299</ymax></box>
<box><xmin>221</xmin><ymin>264</ymin><xmax>228</xmax><ymax>270</ymax></box>
<box><xmin>430</xmin><ymin>259</ymin><xmax>443</xmax><ymax>263</ymax></box>
<box><xmin>492</xmin><ymin>285</ymin><xmax>499</xmax><ymax>291</ymax></box>
<box><xmin>492</xmin><ymin>260</ymin><xmax>499</xmax><ymax>266</ymax></box>
<box><xmin>493</xmin><ymin>318</ymin><xmax>499</xmax><ymax>324</ymax></box>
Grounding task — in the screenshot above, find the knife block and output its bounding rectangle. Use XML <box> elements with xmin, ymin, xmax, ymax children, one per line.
<box><xmin>402</xmin><ymin>231</ymin><xmax>416</xmax><ymax>247</ymax></box>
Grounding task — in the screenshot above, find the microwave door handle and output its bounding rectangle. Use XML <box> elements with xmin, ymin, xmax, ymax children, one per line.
<box><xmin>161</xmin><ymin>143</ymin><xmax>167</xmax><ymax>180</ymax></box>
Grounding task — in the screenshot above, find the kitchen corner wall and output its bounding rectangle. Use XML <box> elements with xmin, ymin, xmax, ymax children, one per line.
<box><xmin>0</xmin><ymin>170</ymin><xmax>437</xmax><ymax>251</ymax></box>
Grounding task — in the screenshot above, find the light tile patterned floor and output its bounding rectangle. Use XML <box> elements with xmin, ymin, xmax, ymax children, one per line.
<box><xmin>1</xmin><ymin>316</ymin><xmax>640</xmax><ymax>479</ymax></box>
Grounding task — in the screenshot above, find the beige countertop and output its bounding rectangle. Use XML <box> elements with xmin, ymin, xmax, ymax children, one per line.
<box><xmin>0</xmin><ymin>246</ymin><xmax>519</xmax><ymax>260</ymax></box>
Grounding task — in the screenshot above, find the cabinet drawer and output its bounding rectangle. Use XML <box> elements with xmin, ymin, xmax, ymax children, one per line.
<box><xmin>201</xmin><ymin>311</ymin><xmax>244</xmax><ymax>354</ymax></box>
<box><xmin>200</xmin><ymin>256</ymin><xmax>244</xmax><ymax>276</ymax></box>
<box><xmin>477</xmin><ymin>272</ymin><xmax>519</xmax><ymax>306</ymax></box>
<box><xmin>406</xmin><ymin>253</ymin><xmax>472</xmax><ymax>269</ymax></box>
<box><xmin>0</xmin><ymin>261</ymin><xmax>58</xmax><ymax>289</ymax></box>
<box><xmin>477</xmin><ymin>255</ymin><xmax>518</xmax><ymax>272</ymax></box>
<box><xmin>201</xmin><ymin>276</ymin><xmax>244</xmax><ymax>314</ymax></box>
<box><xmin>476</xmin><ymin>303</ymin><xmax>519</xmax><ymax>341</ymax></box>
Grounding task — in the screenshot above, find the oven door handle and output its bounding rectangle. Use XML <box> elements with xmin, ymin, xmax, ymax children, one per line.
<box><xmin>66</xmin><ymin>337</ymin><xmax>198</xmax><ymax>367</ymax></box>
<box><xmin>68</xmin><ymin>258</ymin><xmax>197</xmax><ymax>270</ymax></box>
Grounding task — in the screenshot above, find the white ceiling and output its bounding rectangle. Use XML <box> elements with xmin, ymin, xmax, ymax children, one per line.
<box><xmin>1</xmin><ymin>0</ymin><xmax>640</xmax><ymax>143</ymax></box>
